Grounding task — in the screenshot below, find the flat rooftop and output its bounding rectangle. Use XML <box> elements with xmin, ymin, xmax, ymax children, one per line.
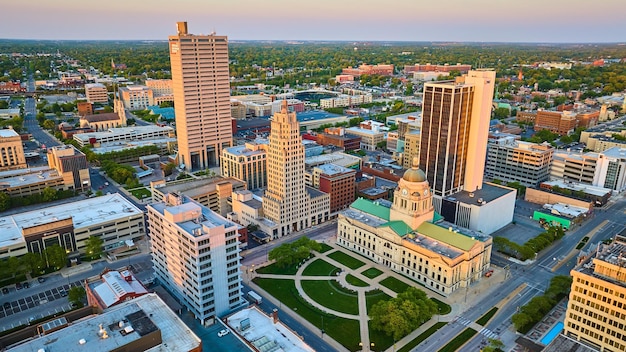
<box><xmin>90</xmin><ymin>137</ymin><xmax>176</xmax><ymax>154</ymax></box>
<box><xmin>0</xmin><ymin>194</ymin><xmax>143</xmax><ymax>249</ymax></box>
<box><xmin>305</xmin><ymin>152</ymin><xmax>361</xmax><ymax>168</ymax></box>
<box><xmin>306</xmin><ymin>186</ymin><xmax>327</xmax><ymax>199</ymax></box>
<box><xmin>227</xmin><ymin>306</ymin><xmax>314</xmax><ymax>352</ymax></box>
<box><xmin>542</xmin><ymin>179</ymin><xmax>611</xmax><ymax>197</ymax></box>
<box><xmin>149</xmin><ymin>197</ymin><xmax>237</xmax><ymax>236</ymax></box>
<box><xmin>445</xmin><ymin>183</ymin><xmax>515</xmax><ymax>206</ymax></box>
<box><xmin>157</xmin><ymin>177</ymin><xmax>245</xmax><ymax>199</ymax></box>
<box><xmin>224</xmin><ymin>144</ymin><xmax>266</xmax><ymax>157</ymax></box>
<box><xmin>600</xmin><ymin>146</ymin><xmax>626</xmax><ymax>158</ymax></box>
<box><xmin>576</xmin><ymin>236</ymin><xmax>626</xmax><ymax>288</ymax></box>
<box><xmin>8</xmin><ymin>293</ymin><xmax>201</xmax><ymax>352</ymax></box>
<box><xmin>74</xmin><ymin>125</ymin><xmax>174</xmax><ymax>141</ymax></box>
<box><xmin>317</xmin><ymin>163</ymin><xmax>353</xmax><ymax>176</ymax></box>
<box><xmin>0</xmin><ymin>129</ymin><xmax>19</xmax><ymax>138</ymax></box>
<box><xmin>543</xmin><ymin>334</ymin><xmax>597</xmax><ymax>352</ymax></box>
<box><xmin>0</xmin><ymin>168</ymin><xmax>61</xmax><ymax>188</ymax></box>
<box><xmin>296</xmin><ymin>110</ymin><xmax>342</xmax><ymax>122</ymax></box>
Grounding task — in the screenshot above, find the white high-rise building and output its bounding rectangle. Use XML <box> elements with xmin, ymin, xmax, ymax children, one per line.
<box><xmin>147</xmin><ymin>193</ymin><xmax>243</xmax><ymax>324</ymax></box>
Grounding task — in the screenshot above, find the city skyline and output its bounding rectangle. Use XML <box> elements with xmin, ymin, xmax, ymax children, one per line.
<box><xmin>2</xmin><ymin>0</ymin><xmax>624</xmax><ymax>43</ymax></box>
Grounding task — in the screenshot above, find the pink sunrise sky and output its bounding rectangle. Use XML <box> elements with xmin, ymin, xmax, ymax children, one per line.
<box><xmin>1</xmin><ymin>0</ymin><xmax>623</xmax><ymax>42</ymax></box>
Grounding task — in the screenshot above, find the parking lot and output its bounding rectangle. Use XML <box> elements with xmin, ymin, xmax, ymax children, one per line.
<box><xmin>0</xmin><ymin>280</ymin><xmax>81</xmax><ymax>318</ymax></box>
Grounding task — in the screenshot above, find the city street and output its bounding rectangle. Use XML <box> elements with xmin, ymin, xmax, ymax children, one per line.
<box><xmin>434</xmin><ymin>197</ymin><xmax>626</xmax><ymax>352</ymax></box>
<box><xmin>23</xmin><ymin>76</ymin><xmax>61</xmax><ymax>149</ymax></box>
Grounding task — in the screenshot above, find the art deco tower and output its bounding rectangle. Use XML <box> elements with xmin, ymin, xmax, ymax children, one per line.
<box><xmin>169</xmin><ymin>21</ymin><xmax>232</xmax><ymax>171</ymax></box>
<box><xmin>263</xmin><ymin>101</ymin><xmax>308</xmax><ymax>233</ymax></box>
<box><xmin>419</xmin><ymin>69</ymin><xmax>496</xmax><ymax>197</ymax></box>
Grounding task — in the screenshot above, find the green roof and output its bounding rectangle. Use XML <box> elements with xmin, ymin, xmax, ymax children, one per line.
<box><xmin>350</xmin><ymin>198</ymin><xmax>390</xmax><ymax>220</ymax></box>
<box><xmin>416</xmin><ymin>222</ymin><xmax>477</xmax><ymax>251</ymax></box>
<box><xmin>381</xmin><ymin>220</ymin><xmax>413</xmax><ymax>236</ymax></box>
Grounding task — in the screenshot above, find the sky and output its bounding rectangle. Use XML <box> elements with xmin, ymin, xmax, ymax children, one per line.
<box><xmin>1</xmin><ymin>0</ymin><xmax>624</xmax><ymax>43</ymax></box>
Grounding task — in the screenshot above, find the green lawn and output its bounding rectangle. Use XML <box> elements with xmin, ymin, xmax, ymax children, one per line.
<box><xmin>398</xmin><ymin>322</ymin><xmax>447</xmax><ymax>352</ymax></box>
<box><xmin>476</xmin><ymin>307</ymin><xmax>499</xmax><ymax>325</ymax></box>
<box><xmin>431</xmin><ymin>297</ymin><xmax>452</xmax><ymax>315</ymax></box>
<box><xmin>438</xmin><ymin>328</ymin><xmax>477</xmax><ymax>352</ymax></box>
<box><xmin>365</xmin><ymin>289</ymin><xmax>392</xmax><ymax>312</ymax></box>
<box><xmin>302</xmin><ymin>259</ymin><xmax>340</xmax><ymax>276</ymax></box>
<box><xmin>379</xmin><ymin>276</ymin><xmax>410</xmax><ymax>293</ymax></box>
<box><xmin>256</xmin><ymin>261</ymin><xmax>300</xmax><ymax>275</ymax></box>
<box><xmin>301</xmin><ymin>280</ymin><xmax>359</xmax><ymax>315</ymax></box>
<box><xmin>253</xmin><ymin>277</ymin><xmax>361</xmax><ymax>351</ymax></box>
<box><xmin>345</xmin><ymin>274</ymin><xmax>369</xmax><ymax>287</ymax></box>
<box><xmin>327</xmin><ymin>250</ymin><xmax>365</xmax><ymax>269</ymax></box>
<box><xmin>129</xmin><ymin>187</ymin><xmax>151</xmax><ymax>199</ymax></box>
<box><xmin>361</xmin><ymin>267</ymin><xmax>384</xmax><ymax>279</ymax></box>
<box><xmin>317</xmin><ymin>243</ymin><xmax>333</xmax><ymax>253</ymax></box>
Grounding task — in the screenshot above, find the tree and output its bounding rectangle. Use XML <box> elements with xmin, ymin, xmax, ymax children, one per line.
<box><xmin>85</xmin><ymin>236</ymin><xmax>104</xmax><ymax>260</ymax></box>
<box><xmin>482</xmin><ymin>338</ymin><xmax>505</xmax><ymax>352</ymax></box>
<box><xmin>68</xmin><ymin>286</ymin><xmax>86</xmax><ymax>308</ymax></box>
<box><xmin>369</xmin><ymin>287</ymin><xmax>438</xmax><ymax>341</ymax></box>
<box><xmin>22</xmin><ymin>252</ymin><xmax>45</xmax><ymax>275</ymax></box>
<box><xmin>43</xmin><ymin>119</ymin><xmax>56</xmax><ymax>130</ymax></box>
<box><xmin>0</xmin><ymin>192</ymin><xmax>10</xmax><ymax>211</ymax></box>
<box><xmin>44</xmin><ymin>244</ymin><xmax>67</xmax><ymax>270</ymax></box>
<box><xmin>268</xmin><ymin>237</ymin><xmax>321</xmax><ymax>268</ymax></box>
<box><xmin>164</xmin><ymin>162</ymin><xmax>176</xmax><ymax>176</ymax></box>
<box><xmin>493</xmin><ymin>107</ymin><xmax>510</xmax><ymax>119</ymax></box>
<box><xmin>42</xmin><ymin>187</ymin><xmax>58</xmax><ymax>202</ymax></box>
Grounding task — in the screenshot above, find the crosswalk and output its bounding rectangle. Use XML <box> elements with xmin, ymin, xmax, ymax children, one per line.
<box><xmin>455</xmin><ymin>316</ymin><xmax>499</xmax><ymax>339</ymax></box>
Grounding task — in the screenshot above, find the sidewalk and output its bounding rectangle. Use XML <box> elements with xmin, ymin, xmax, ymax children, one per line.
<box><xmin>251</xmin><ymin>241</ymin><xmax>482</xmax><ymax>352</ymax></box>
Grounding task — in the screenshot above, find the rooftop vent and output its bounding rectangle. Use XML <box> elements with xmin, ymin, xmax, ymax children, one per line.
<box><xmin>79</xmin><ymin>339</ymin><xmax>86</xmax><ymax>345</ymax></box>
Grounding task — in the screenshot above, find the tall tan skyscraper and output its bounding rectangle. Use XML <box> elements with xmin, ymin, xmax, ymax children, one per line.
<box><xmin>419</xmin><ymin>69</ymin><xmax>496</xmax><ymax>197</ymax></box>
<box><xmin>262</xmin><ymin>101</ymin><xmax>330</xmax><ymax>238</ymax></box>
<box><xmin>169</xmin><ymin>21</ymin><xmax>232</xmax><ymax>171</ymax></box>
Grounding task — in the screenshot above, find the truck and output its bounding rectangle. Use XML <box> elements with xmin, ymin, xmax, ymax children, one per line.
<box><xmin>248</xmin><ymin>290</ymin><xmax>262</xmax><ymax>304</ymax></box>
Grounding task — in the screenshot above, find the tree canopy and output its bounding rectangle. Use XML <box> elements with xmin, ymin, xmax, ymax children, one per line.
<box><xmin>369</xmin><ymin>287</ymin><xmax>438</xmax><ymax>341</ymax></box>
<box><xmin>268</xmin><ymin>237</ymin><xmax>321</xmax><ymax>268</ymax></box>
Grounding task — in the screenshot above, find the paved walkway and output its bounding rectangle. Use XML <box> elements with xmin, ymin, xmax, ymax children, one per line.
<box><xmin>251</xmin><ymin>241</ymin><xmax>459</xmax><ymax>351</ymax></box>
<box><xmin>249</xmin><ymin>240</ymin><xmax>513</xmax><ymax>352</ymax></box>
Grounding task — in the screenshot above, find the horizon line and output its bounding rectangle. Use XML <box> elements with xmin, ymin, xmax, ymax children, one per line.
<box><xmin>0</xmin><ymin>38</ymin><xmax>625</xmax><ymax>46</ymax></box>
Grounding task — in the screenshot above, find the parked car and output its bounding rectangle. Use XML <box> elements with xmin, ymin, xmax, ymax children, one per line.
<box><xmin>60</xmin><ymin>290</ymin><xmax>67</xmax><ymax>297</ymax></box>
<box><xmin>37</xmin><ymin>277</ymin><xmax>45</xmax><ymax>283</ymax></box>
<box><xmin>1</xmin><ymin>287</ymin><xmax>8</xmax><ymax>294</ymax></box>
<box><xmin>23</xmin><ymin>282</ymin><xmax>29</xmax><ymax>289</ymax></box>
<box><xmin>15</xmin><ymin>282</ymin><xmax>22</xmax><ymax>290</ymax></box>
<box><xmin>217</xmin><ymin>329</ymin><xmax>230</xmax><ymax>337</ymax></box>
<box><xmin>3</xmin><ymin>302</ymin><xmax>10</xmax><ymax>309</ymax></box>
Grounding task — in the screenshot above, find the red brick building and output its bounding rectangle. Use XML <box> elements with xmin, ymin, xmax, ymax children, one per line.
<box><xmin>317</xmin><ymin>128</ymin><xmax>361</xmax><ymax>151</ymax></box>
<box><xmin>85</xmin><ymin>268</ymin><xmax>149</xmax><ymax>310</ymax></box>
<box><xmin>77</xmin><ymin>101</ymin><xmax>93</xmax><ymax>116</ymax></box>
<box><xmin>535</xmin><ymin>110</ymin><xmax>578</xmax><ymax>135</ymax></box>
<box><xmin>317</xmin><ymin>164</ymin><xmax>356</xmax><ymax>214</ymax></box>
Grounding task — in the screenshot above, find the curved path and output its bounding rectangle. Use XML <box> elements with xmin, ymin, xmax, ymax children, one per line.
<box><xmin>252</xmin><ymin>241</ymin><xmax>457</xmax><ymax>351</ymax></box>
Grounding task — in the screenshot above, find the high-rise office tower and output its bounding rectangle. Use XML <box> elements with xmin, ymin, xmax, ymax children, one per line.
<box><xmin>419</xmin><ymin>69</ymin><xmax>496</xmax><ymax>197</ymax></box>
<box><xmin>169</xmin><ymin>21</ymin><xmax>232</xmax><ymax>171</ymax></box>
<box><xmin>262</xmin><ymin>101</ymin><xmax>329</xmax><ymax>237</ymax></box>
<box><xmin>147</xmin><ymin>192</ymin><xmax>242</xmax><ymax>324</ymax></box>
<box><xmin>263</xmin><ymin>101</ymin><xmax>308</xmax><ymax>231</ymax></box>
